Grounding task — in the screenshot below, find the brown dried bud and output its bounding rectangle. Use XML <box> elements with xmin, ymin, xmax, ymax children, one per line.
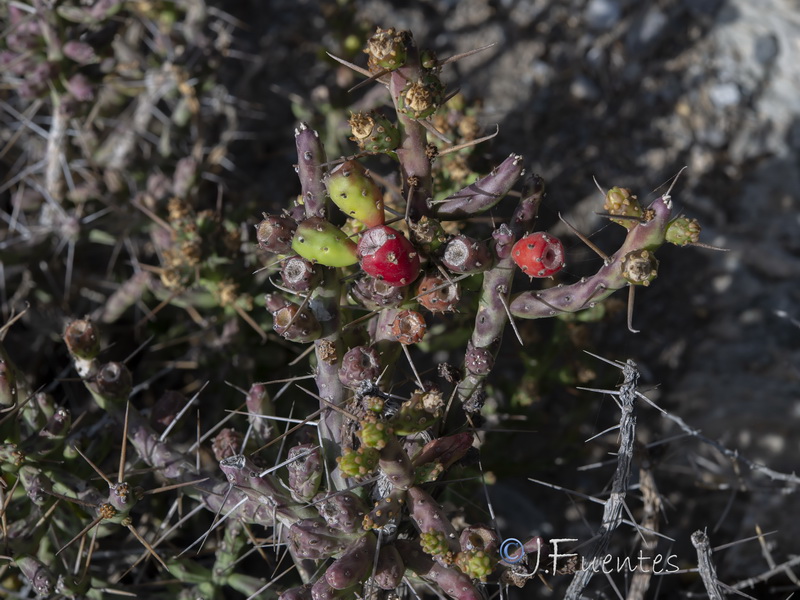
<box><xmin>417</xmin><ymin>272</ymin><xmax>460</xmax><ymax>313</ymax></box>
<box><xmin>256</xmin><ymin>214</ymin><xmax>297</xmax><ymax>254</ymax></box>
<box><xmin>64</xmin><ymin>319</ymin><xmax>100</xmax><ymax>360</ymax></box>
<box><xmin>281</xmin><ymin>256</ymin><xmax>322</xmax><ymax>293</ymax></box>
<box><xmin>620</xmin><ymin>249</ymin><xmax>659</xmax><ymax>286</ymax></box>
<box><xmin>390</xmin><ymin>310</ymin><xmax>427</xmax><ymax>345</ymax></box>
<box><xmin>212</xmin><ymin>428</ymin><xmax>244</xmax><ymax>461</ymax></box>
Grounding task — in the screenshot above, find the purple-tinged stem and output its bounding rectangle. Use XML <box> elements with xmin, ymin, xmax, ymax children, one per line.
<box><xmin>455</xmin><ymin>175</ymin><xmax>545</xmax><ymax>407</ymax></box>
<box><xmin>510</xmin><ymin>195</ymin><xmax>674</xmax><ymax>319</ymax></box>
<box><xmin>435</xmin><ymin>154</ymin><xmax>525</xmax><ymax>219</ymax></box>
<box><xmin>388</xmin><ymin>45</ymin><xmax>433</xmax><ymax>222</ymax></box>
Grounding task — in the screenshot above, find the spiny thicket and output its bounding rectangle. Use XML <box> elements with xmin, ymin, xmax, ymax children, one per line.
<box><xmin>1</xmin><ymin>5</ymin><xmax>723</xmax><ymax>599</ymax></box>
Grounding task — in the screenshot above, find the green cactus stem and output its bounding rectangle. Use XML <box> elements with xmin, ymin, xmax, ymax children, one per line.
<box><xmin>510</xmin><ymin>194</ymin><xmax>674</xmax><ymax>319</ymax></box>
<box><xmin>436</xmin><ymin>154</ymin><xmax>525</xmax><ymax>219</ymax></box>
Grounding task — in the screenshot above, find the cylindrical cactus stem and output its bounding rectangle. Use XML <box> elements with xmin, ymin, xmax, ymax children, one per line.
<box><xmin>317</xmin><ymin>491</ymin><xmax>368</xmax><ymax>534</ymax></box>
<box><xmin>256</xmin><ymin>214</ymin><xmax>297</xmax><ymax>254</ymax></box>
<box><xmin>510</xmin><ymin>194</ymin><xmax>674</xmax><ymax>319</ymax></box>
<box><xmin>219</xmin><ymin>454</ymin><xmax>310</xmax><ymax>524</ymax></box>
<box><xmin>411</xmin><ymin>432</ymin><xmax>474</xmax><ymax>470</ymax></box>
<box><xmin>281</xmin><ymin>256</ymin><xmax>322</xmax><ymax>293</ymax></box>
<box><xmin>324</xmin><ymin>160</ymin><xmax>385</xmax><ymax>227</ymax></box>
<box><xmin>373</xmin><ymin>543</ymin><xmax>406</xmax><ymax>589</ymax></box>
<box><xmin>378</xmin><ymin>435</ymin><xmax>415</xmax><ymax>490</ymax></box>
<box><xmin>407</xmin><ymin>486</ymin><xmax>460</xmax><ymax>559</ymax></box>
<box><xmin>363</xmin><ymin>488</ymin><xmax>407</xmax><ymax>531</ymax></box>
<box><xmin>15</xmin><ymin>555</ymin><xmax>56</xmax><ymax>597</ymax></box>
<box><xmin>395</xmin><ymin>539</ymin><xmax>483</xmax><ymax>600</ymax></box>
<box><xmin>455</xmin><ymin>176</ymin><xmax>545</xmax><ymax>408</ymax></box>
<box><xmin>295</xmin><ymin>123</ymin><xmax>328</xmax><ymax>219</ymax></box>
<box><xmin>436</xmin><ymin>154</ymin><xmax>525</xmax><ymax>219</ymax></box>
<box><xmin>286</xmin><ymin>443</ymin><xmax>323</xmax><ymax>502</ymax></box>
<box><xmin>309</xmin><ymin>269</ymin><xmax>347</xmax><ymax>491</ymax></box>
<box><xmin>310</xmin><ymin>578</ymin><xmax>356</xmax><ymax>600</ymax></box>
<box><xmin>245</xmin><ymin>383</ymin><xmax>273</xmax><ymax>445</ymax></box>
<box><xmin>442</xmin><ymin>235</ymin><xmax>493</xmax><ymax>274</ymax></box>
<box><xmin>338</xmin><ymin>345</ymin><xmax>382</xmax><ymax>389</ymax></box>
<box><xmin>280</xmin><ymin>584</ymin><xmax>313</xmax><ymax>600</ymax></box>
<box><xmin>387</xmin><ymin>39</ymin><xmax>434</xmax><ymax>222</ymax></box>
<box><xmin>324</xmin><ymin>533</ymin><xmax>377</xmax><ymax>589</ymax></box>
<box><xmin>288</xmin><ymin>518</ymin><xmax>353</xmax><ymax>559</ymax></box>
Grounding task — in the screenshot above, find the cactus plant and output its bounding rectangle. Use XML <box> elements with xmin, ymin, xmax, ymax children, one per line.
<box><xmin>0</xmin><ymin>10</ymin><xmax>717</xmax><ymax>600</ymax></box>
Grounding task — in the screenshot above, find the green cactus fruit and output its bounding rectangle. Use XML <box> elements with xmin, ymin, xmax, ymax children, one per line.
<box><xmin>399</xmin><ymin>73</ymin><xmax>444</xmax><ymax>120</ymax></box>
<box><xmin>604</xmin><ymin>186</ymin><xmax>643</xmax><ymax>230</ymax></box>
<box><xmin>365</xmin><ymin>27</ymin><xmax>408</xmax><ymax>72</ymax></box>
<box><xmin>455</xmin><ymin>549</ymin><xmax>495</xmax><ymax>581</ymax></box>
<box><xmin>324</xmin><ymin>160</ymin><xmax>385</xmax><ymax>228</ymax></box>
<box><xmin>291</xmin><ymin>217</ymin><xmax>358</xmax><ymax>267</ymax></box>
<box><xmin>620</xmin><ymin>248</ymin><xmax>659</xmax><ymax>286</ymax></box>
<box><xmin>348</xmin><ymin>111</ymin><xmax>400</xmax><ymax>153</ymax></box>
<box><xmin>420</xmin><ymin>530</ymin><xmax>454</xmax><ymax>562</ymax></box>
<box><xmin>337</xmin><ymin>446</ymin><xmax>380</xmax><ymax>478</ymax></box>
<box><xmin>358</xmin><ymin>418</ymin><xmax>392</xmax><ymax>450</ymax></box>
<box><xmin>666</xmin><ymin>216</ymin><xmax>701</xmax><ymax>246</ymax></box>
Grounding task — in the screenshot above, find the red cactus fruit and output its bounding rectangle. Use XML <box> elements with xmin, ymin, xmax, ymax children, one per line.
<box><xmin>357</xmin><ymin>225</ymin><xmax>421</xmax><ymax>287</ymax></box>
<box><xmin>511</xmin><ymin>232</ymin><xmax>565</xmax><ymax>278</ymax></box>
